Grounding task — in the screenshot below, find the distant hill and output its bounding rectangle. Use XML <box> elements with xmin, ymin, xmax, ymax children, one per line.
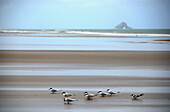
<box><xmin>115</xmin><ymin>22</ymin><xmax>132</xmax><ymax>29</ymax></box>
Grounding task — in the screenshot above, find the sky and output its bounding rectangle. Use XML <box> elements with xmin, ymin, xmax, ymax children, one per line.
<box><xmin>0</xmin><ymin>0</ymin><xmax>170</xmax><ymax>29</ymax></box>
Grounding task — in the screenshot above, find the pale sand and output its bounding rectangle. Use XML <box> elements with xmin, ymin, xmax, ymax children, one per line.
<box><xmin>0</xmin><ymin>50</ymin><xmax>170</xmax><ymax>112</ymax></box>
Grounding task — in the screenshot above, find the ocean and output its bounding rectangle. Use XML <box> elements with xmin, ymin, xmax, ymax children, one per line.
<box><xmin>1</xmin><ymin>29</ymin><xmax>170</xmax><ymax>34</ymax></box>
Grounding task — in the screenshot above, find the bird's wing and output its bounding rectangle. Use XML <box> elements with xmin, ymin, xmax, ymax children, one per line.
<box><xmin>139</xmin><ymin>94</ymin><xmax>144</xmax><ymax>96</ymax></box>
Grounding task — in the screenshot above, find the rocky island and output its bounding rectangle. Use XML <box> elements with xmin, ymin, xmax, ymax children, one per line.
<box><xmin>115</xmin><ymin>22</ymin><xmax>132</xmax><ymax>29</ymax></box>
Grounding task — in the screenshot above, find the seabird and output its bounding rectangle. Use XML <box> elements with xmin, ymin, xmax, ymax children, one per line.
<box><xmin>62</xmin><ymin>92</ymin><xmax>76</xmax><ymax>97</ymax></box>
<box><xmin>106</xmin><ymin>89</ymin><xmax>120</xmax><ymax>95</ymax></box>
<box><xmin>64</xmin><ymin>97</ymin><xmax>77</xmax><ymax>104</ymax></box>
<box><xmin>84</xmin><ymin>92</ymin><xmax>98</xmax><ymax>100</ymax></box>
<box><xmin>98</xmin><ymin>91</ymin><xmax>110</xmax><ymax>97</ymax></box>
<box><xmin>49</xmin><ymin>88</ymin><xmax>58</xmax><ymax>94</ymax></box>
<box><xmin>131</xmin><ymin>93</ymin><xmax>144</xmax><ymax>100</ymax></box>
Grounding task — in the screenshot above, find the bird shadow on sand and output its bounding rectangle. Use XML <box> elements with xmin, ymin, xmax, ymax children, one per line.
<box><xmin>64</xmin><ymin>103</ymin><xmax>73</xmax><ymax>105</ymax></box>
<box><xmin>131</xmin><ymin>99</ymin><xmax>143</xmax><ymax>103</ymax></box>
<box><xmin>84</xmin><ymin>97</ymin><xmax>99</xmax><ymax>102</ymax></box>
<box><xmin>49</xmin><ymin>93</ymin><xmax>61</xmax><ymax>94</ymax></box>
<box><xmin>85</xmin><ymin>98</ymin><xmax>94</xmax><ymax>101</ymax></box>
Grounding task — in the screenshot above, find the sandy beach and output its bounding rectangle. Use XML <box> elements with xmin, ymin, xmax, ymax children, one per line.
<box><xmin>0</xmin><ymin>49</ymin><xmax>170</xmax><ymax>112</ymax></box>
<box><xmin>1</xmin><ymin>0</ymin><xmax>170</xmax><ymax>111</ymax></box>
<box><xmin>0</xmin><ymin>75</ymin><xmax>170</xmax><ymax>112</ymax></box>
<box><xmin>0</xmin><ymin>32</ymin><xmax>170</xmax><ymax>112</ymax></box>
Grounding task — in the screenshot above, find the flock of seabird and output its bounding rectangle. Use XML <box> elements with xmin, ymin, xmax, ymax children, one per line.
<box><xmin>49</xmin><ymin>88</ymin><xmax>144</xmax><ymax>104</ymax></box>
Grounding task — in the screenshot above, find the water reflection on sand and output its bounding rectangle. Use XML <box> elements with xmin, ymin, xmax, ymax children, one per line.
<box><xmin>0</xmin><ymin>34</ymin><xmax>170</xmax><ymax>112</ymax></box>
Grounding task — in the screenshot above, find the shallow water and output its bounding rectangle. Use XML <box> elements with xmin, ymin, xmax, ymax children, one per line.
<box><xmin>0</xmin><ymin>68</ymin><xmax>170</xmax><ymax>77</ymax></box>
<box><xmin>0</xmin><ymin>36</ymin><xmax>170</xmax><ymax>51</ymax></box>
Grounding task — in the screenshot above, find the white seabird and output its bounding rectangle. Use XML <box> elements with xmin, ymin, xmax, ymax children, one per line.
<box><xmin>84</xmin><ymin>92</ymin><xmax>98</xmax><ymax>100</ymax></box>
<box><xmin>64</xmin><ymin>97</ymin><xmax>78</xmax><ymax>104</ymax></box>
<box><xmin>106</xmin><ymin>89</ymin><xmax>120</xmax><ymax>95</ymax></box>
<box><xmin>62</xmin><ymin>92</ymin><xmax>76</xmax><ymax>97</ymax></box>
<box><xmin>131</xmin><ymin>93</ymin><xmax>144</xmax><ymax>100</ymax></box>
<box><xmin>49</xmin><ymin>88</ymin><xmax>58</xmax><ymax>94</ymax></box>
<box><xmin>98</xmin><ymin>91</ymin><xmax>111</xmax><ymax>97</ymax></box>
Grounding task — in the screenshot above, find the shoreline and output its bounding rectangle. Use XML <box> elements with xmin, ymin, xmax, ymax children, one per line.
<box><xmin>1</xmin><ymin>34</ymin><xmax>170</xmax><ymax>38</ymax></box>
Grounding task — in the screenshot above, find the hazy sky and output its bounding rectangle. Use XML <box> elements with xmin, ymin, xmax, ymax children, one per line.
<box><xmin>0</xmin><ymin>0</ymin><xmax>170</xmax><ymax>29</ymax></box>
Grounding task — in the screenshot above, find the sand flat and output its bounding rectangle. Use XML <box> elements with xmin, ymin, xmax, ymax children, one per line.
<box><xmin>0</xmin><ymin>50</ymin><xmax>170</xmax><ymax>112</ymax></box>
<box><xmin>0</xmin><ymin>50</ymin><xmax>170</xmax><ymax>65</ymax></box>
<box><xmin>0</xmin><ymin>90</ymin><xmax>170</xmax><ymax>112</ymax></box>
<box><xmin>0</xmin><ymin>35</ymin><xmax>170</xmax><ymax>112</ymax></box>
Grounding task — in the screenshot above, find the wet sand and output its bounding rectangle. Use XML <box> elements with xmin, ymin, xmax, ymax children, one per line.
<box><xmin>0</xmin><ymin>50</ymin><xmax>170</xmax><ymax>112</ymax></box>
<box><xmin>0</xmin><ymin>50</ymin><xmax>170</xmax><ymax>65</ymax></box>
<box><xmin>0</xmin><ymin>82</ymin><xmax>170</xmax><ymax>112</ymax></box>
<box><xmin>0</xmin><ymin>32</ymin><xmax>170</xmax><ymax>112</ymax></box>
<box><xmin>0</xmin><ymin>90</ymin><xmax>170</xmax><ymax>112</ymax></box>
